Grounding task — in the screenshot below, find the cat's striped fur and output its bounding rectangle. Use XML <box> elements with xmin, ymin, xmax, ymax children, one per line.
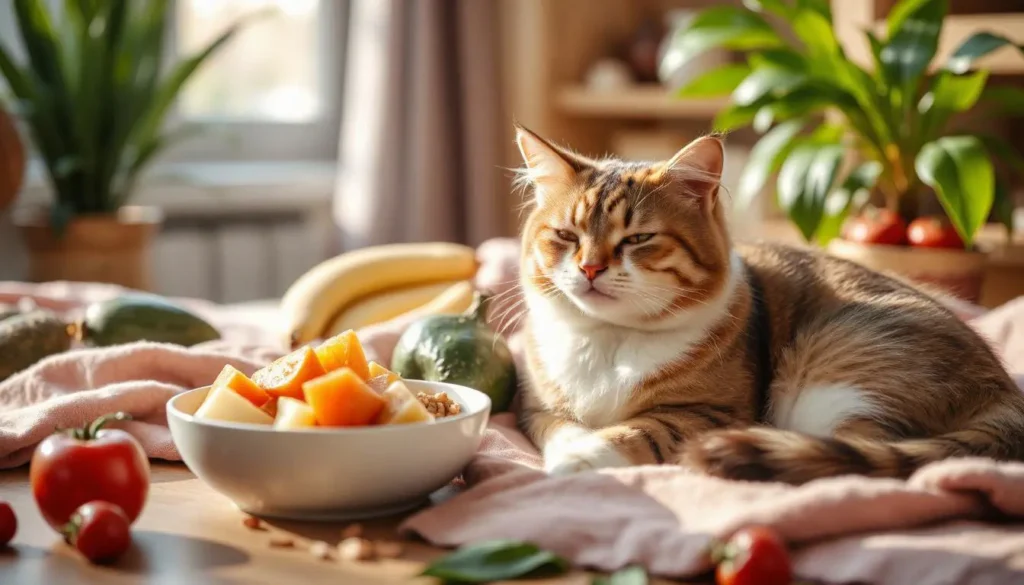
<box><xmin>514</xmin><ymin>124</ymin><xmax>1024</xmax><ymax>483</ymax></box>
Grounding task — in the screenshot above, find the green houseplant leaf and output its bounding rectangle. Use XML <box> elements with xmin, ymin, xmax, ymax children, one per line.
<box><xmin>421</xmin><ymin>540</ymin><xmax>569</xmax><ymax>583</ymax></box>
<box><xmin>816</xmin><ymin>161</ymin><xmax>883</xmax><ymax>245</ymax></box>
<box><xmin>880</xmin><ymin>0</ymin><xmax>946</xmax><ymax>92</ymax></box>
<box><xmin>736</xmin><ymin>119</ymin><xmax>806</xmax><ymax>209</ymax></box>
<box><xmin>947</xmin><ymin>32</ymin><xmax>1024</xmax><ymax>74</ymax></box>
<box><xmin>659</xmin><ymin>6</ymin><xmax>783</xmax><ymax>81</ymax></box>
<box><xmin>676</xmin><ymin>63</ymin><xmax>752</xmax><ymax>97</ymax></box>
<box><xmin>915</xmin><ymin>135</ymin><xmax>995</xmax><ymax>246</ymax></box>
<box><xmin>777</xmin><ymin>141</ymin><xmax>845</xmax><ymax>241</ymax></box>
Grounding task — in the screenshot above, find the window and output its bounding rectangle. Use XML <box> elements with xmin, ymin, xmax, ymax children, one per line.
<box><xmin>0</xmin><ymin>0</ymin><xmax>347</xmax><ymax>163</ymax></box>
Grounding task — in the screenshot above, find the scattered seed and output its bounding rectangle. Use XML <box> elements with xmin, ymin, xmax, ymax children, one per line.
<box><xmin>242</xmin><ymin>516</ymin><xmax>265</xmax><ymax>530</ymax></box>
<box><xmin>309</xmin><ymin>540</ymin><xmax>333</xmax><ymax>561</ymax></box>
<box><xmin>338</xmin><ymin>537</ymin><xmax>375</xmax><ymax>561</ymax></box>
<box><xmin>341</xmin><ymin>523</ymin><xmax>363</xmax><ymax>539</ymax></box>
<box><xmin>269</xmin><ymin>535</ymin><xmax>295</xmax><ymax>548</ymax></box>
<box><xmin>374</xmin><ymin>540</ymin><xmax>404</xmax><ymax>559</ymax></box>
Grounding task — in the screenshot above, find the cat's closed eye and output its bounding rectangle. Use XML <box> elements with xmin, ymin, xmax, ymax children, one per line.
<box><xmin>621</xmin><ymin>233</ymin><xmax>655</xmax><ymax>246</ymax></box>
<box><xmin>554</xmin><ymin>229</ymin><xmax>579</xmax><ymax>243</ymax></box>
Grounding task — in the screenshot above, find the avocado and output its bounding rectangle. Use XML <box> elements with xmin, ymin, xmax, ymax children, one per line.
<box><xmin>0</xmin><ymin>310</ymin><xmax>72</xmax><ymax>381</ymax></box>
<box><xmin>391</xmin><ymin>291</ymin><xmax>516</xmax><ymax>413</ymax></box>
<box><xmin>73</xmin><ymin>294</ymin><xmax>221</xmax><ymax>347</ymax></box>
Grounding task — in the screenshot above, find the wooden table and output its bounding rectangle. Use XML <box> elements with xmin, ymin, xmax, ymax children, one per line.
<box><xmin>0</xmin><ymin>463</ymin><xmax>678</xmax><ymax>584</ymax></box>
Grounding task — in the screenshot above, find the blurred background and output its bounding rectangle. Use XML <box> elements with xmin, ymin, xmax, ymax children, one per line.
<box><xmin>1</xmin><ymin>0</ymin><xmax>1022</xmax><ymax>306</ymax></box>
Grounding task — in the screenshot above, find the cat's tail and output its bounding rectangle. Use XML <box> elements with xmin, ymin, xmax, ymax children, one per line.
<box><xmin>682</xmin><ymin>420</ymin><xmax>1024</xmax><ymax>485</ymax></box>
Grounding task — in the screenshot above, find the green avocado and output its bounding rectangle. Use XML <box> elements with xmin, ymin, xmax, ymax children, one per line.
<box><xmin>0</xmin><ymin>310</ymin><xmax>72</xmax><ymax>381</ymax></box>
<box><xmin>391</xmin><ymin>291</ymin><xmax>516</xmax><ymax>413</ymax></box>
<box><xmin>74</xmin><ymin>294</ymin><xmax>221</xmax><ymax>347</ymax></box>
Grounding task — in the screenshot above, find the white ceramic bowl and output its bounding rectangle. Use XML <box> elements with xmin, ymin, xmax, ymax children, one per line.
<box><xmin>167</xmin><ymin>380</ymin><xmax>490</xmax><ymax>520</ymax></box>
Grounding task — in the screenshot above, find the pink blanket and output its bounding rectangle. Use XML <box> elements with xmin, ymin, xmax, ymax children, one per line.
<box><xmin>3</xmin><ymin>239</ymin><xmax>1024</xmax><ymax>584</ymax></box>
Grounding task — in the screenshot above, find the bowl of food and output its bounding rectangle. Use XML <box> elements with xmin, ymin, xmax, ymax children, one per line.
<box><xmin>167</xmin><ymin>331</ymin><xmax>491</xmax><ymax>520</ymax></box>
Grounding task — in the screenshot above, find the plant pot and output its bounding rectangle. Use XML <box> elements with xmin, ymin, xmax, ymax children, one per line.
<box><xmin>0</xmin><ymin>107</ymin><xmax>25</xmax><ymax>213</ymax></box>
<box><xmin>827</xmin><ymin>239</ymin><xmax>987</xmax><ymax>303</ymax></box>
<box><xmin>14</xmin><ymin>206</ymin><xmax>163</xmax><ymax>291</ymax></box>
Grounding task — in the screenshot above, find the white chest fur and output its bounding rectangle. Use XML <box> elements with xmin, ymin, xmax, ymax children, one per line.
<box><xmin>525</xmin><ymin>255</ymin><xmax>741</xmax><ymax>428</ymax></box>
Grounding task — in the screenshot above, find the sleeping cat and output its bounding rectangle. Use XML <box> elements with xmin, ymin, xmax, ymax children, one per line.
<box><xmin>513</xmin><ymin>124</ymin><xmax>1024</xmax><ymax>484</ymax></box>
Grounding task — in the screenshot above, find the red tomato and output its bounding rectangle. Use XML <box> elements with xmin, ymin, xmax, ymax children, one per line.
<box><xmin>842</xmin><ymin>208</ymin><xmax>907</xmax><ymax>245</ymax></box>
<box><xmin>30</xmin><ymin>412</ymin><xmax>150</xmax><ymax>532</ymax></box>
<box><xmin>907</xmin><ymin>216</ymin><xmax>965</xmax><ymax>249</ymax></box>
<box><xmin>0</xmin><ymin>501</ymin><xmax>16</xmax><ymax>546</ymax></box>
<box><xmin>715</xmin><ymin>526</ymin><xmax>793</xmax><ymax>585</ymax></box>
<box><xmin>64</xmin><ymin>501</ymin><xmax>132</xmax><ymax>564</ymax></box>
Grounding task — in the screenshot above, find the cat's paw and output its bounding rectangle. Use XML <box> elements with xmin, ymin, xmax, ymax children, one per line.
<box><xmin>543</xmin><ymin>427</ymin><xmax>630</xmax><ymax>476</ymax></box>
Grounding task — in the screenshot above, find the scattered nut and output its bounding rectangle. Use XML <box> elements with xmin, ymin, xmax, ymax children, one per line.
<box><xmin>341</xmin><ymin>523</ymin><xmax>363</xmax><ymax>539</ymax></box>
<box><xmin>417</xmin><ymin>391</ymin><xmax>462</xmax><ymax>417</ymax></box>
<box><xmin>374</xmin><ymin>540</ymin><xmax>404</xmax><ymax>559</ymax></box>
<box><xmin>269</xmin><ymin>535</ymin><xmax>295</xmax><ymax>548</ymax></box>
<box><xmin>309</xmin><ymin>540</ymin><xmax>333</xmax><ymax>561</ymax></box>
<box><xmin>242</xmin><ymin>516</ymin><xmax>265</xmax><ymax>531</ymax></box>
<box><xmin>338</xmin><ymin>537</ymin><xmax>375</xmax><ymax>561</ymax></box>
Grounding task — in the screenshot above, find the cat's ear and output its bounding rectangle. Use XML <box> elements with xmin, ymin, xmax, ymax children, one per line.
<box><xmin>664</xmin><ymin>135</ymin><xmax>724</xmax><ymax>206</ymax></box>
<box><xmin>515</xmin><ymin>124</ymin><xmax>589</xmax><ymax>205</ymax></box>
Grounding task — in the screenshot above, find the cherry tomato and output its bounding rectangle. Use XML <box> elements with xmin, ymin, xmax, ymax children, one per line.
<box><xmin>0</xmin><ymin>501</ymin><xmax>16</xmax><ymax>546</ymax></box>
<box><xmin>907</xmin><ymin>216</ymin><xmax>965</xmax><ymax>249</ymax></box>
<box><xmin>63</xmin><ymin>501</ymin><xmax>132</xmax><ymax>564</ymax></box>
<box><xmin>842</xmin><ymin>208</ymin><xmax>907</xmax><ymax>246</ymax></box>
<box><xmin>714</xmin><ymin>526</ymin><xmax>793</xmax><ymax>585</ymax></box>
<box><xmin>30</xmin><ymin>412</ymin><xmax>150</xmax><ymax>532</ymax></box>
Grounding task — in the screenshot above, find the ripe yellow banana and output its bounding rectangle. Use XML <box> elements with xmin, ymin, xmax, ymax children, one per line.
<box><xmin>390</xmin><ymin>280</ymin><xmax>476</xmax><ymax>323</ymax></box>
<box><xmin>326</xmin><ymin>280</ymin><xmax>461</xmax><ymax>335</ymax></box>
<box><xmin>280</xmin><ymin>242</ymin><xmax>478</xmax><ymax>347</ymax></box>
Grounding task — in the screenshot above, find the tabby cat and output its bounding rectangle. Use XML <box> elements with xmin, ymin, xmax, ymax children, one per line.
<box><xmin>513</xmin><ymin>124</ymin><xmax>1024</xmax><ymax>483</ymax></box>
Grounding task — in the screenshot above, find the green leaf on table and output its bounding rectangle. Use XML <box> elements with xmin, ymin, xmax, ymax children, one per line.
<box><xmin>736</xmin><ymin>119</ymin><xmax>806</xmax><ymax>209</ymax></box>
<box><xmin>593</xmin><ymin>565</ymin><xmax>649</xmax><ymax>585</ymax></box>
<box><xmin>816</xmin><ymin>161</ymin><xmax>882</xmax><ymax>245</ymax></box>
<box><xmin>777</xmin><ymin>142</ymin><xmax>845</xmax><ymax>241</ymax></box>
<box><xmin>947</xmin><ymin>32</ymin><xmax>1024</xmax><ymax>74</ymax></box>
<box><xmin>421</xmin><ymin>540</ymin><xmax>569</xmax><ymax>584</ymax></box>
<box><xmin>676</xmin><ymin>63</ymin><xmax>752</xmax><ymax>98</ymax></box>
<box><xmin>659</xmin><ymin>6</ymin><xmax>783</xmax><ymax>82</ymax></box>
<box><xmin>915</xmin><ymin>135</ymin><xmax>995</xmax><ymax>246</ymax></box>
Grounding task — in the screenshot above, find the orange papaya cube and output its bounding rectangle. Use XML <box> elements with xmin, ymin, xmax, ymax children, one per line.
<box><xmin>212</xmin><ymin>364</ymin><xmax>270</xmax><ymax>407</ymax></box>
<box><xmin>314</xmin><ymin>330</ymin><xmax>370</xmax><ymax>380</ymax></box>
<box><xmin>252</xmin><ymin>346</ymin><xmax>326</xmax><ymax>400</ymax></box>
<box><xmin>303</xmin><ymin>367</ymin><xmax>386</xmax><ymax>427</ymax></box>
<box><xmin>367</xmin><ymin>361</ymin><xmax>401</xmax><ymax>385</ymax></box>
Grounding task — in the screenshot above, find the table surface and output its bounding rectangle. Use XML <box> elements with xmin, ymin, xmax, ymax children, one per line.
<box><xmin>0</xmin><ymin>463</ymin><xmax>683</xmax><ymax>584</ymax></box>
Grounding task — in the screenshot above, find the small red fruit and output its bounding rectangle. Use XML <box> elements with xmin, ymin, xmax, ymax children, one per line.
<box><xmin>842</xmin><ymin>208</ymin><xmax>907</xmax><ymax>246</ymax></box>
<box><xmin>30</xmin><ymin>412</ymin><xmax>150</xmax><ymax>532</ymax></box>
<box><xmin>714</xmin><ymin>526</ymin><xmax>793</xmax><ymax>585</ymax></box>
<box><xmin>63</xmin><ymin>501</ymin><xmax>132</xmax><ymax>564</ymax></box>
<box><xmin>0</xmin><ymin>501</ymin><xmax>16</xmax><ymax>546</ymax></box>
<box><xmin>907</xmin><ymin>216</ymin><xmax>965</xmax><ymax>249</ymax></box>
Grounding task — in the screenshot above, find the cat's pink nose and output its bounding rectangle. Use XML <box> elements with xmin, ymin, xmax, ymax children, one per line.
<box><xmin>579</xmin><ymin>262</ymin><xmax>608</xmax><ymax>281</ymax></box>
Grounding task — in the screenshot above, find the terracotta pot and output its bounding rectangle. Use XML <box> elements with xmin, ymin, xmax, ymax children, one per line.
<box><xmin>827</xmin><ymin>239</ymin><xmax>987</xmax><ymax>303</ymax></box>
<box><xmin>14</xmin><ymin>206</ymin><xmax>163</xmax><ymax>291</ymax></box>
<box><xmin>0</xmin><ymin>107</ymin><xmax>25</xmax><ymax>213</ymax></box>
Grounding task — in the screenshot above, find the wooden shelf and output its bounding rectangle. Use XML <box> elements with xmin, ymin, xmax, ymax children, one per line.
<box><xmin>555</xmin><ymin>85</ymin><xmax>728</xmax><ymax>120</ymax></box>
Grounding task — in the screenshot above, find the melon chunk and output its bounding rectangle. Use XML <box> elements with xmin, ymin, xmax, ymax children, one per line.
<box><xmin>376</xmin><ymin>381</ymin><xmax>435</xmax><ymax>425</ymax></box>
<box><xmin>314</xmin><ymin>330</ymin><xmax>371</xmax><ymax>380</ymax></box>
<box><xmin>195</xmin><ymin>385</ymin><xmax>274</xmax><ymax>425</ymax></box>
<box><xmin>303</xmin><ymin>367</ymin><xmax>386</xmax><ymax>427</ymax></box>
<box><xmin>274</xmin><ymin>397</ymin><xmax>318</xmax><ymax>430</ymax></box>
<box><xmin>367</xmin><ymin>361</ymin><xmax>400</xmax><ymax>385</ymax></box>
<box><xmin>212</xmin><ymin>365</ymin><xmax>270</xmax><ymax>407</ymax></box>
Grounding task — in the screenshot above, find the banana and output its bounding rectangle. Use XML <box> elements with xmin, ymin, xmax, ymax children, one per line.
<box><xmin>326</xmin><ymin>280</ymin><xmax>462</xmax><ymax>335</ymax></box>
<box><xmin>280</xmin><ymin>242</ymin><xmax>478</xmax><ymax>347</ymax></box>
<box><xmin>390</xmin><ymin>280</ymin><xmax>476</xmax><ymax>323</ymax></box>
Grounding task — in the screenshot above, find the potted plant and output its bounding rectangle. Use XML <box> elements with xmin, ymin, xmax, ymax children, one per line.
<box><xmin>664</xmin><ymin>0</ymin><xmax>1024</xmax><ymax>302</ymax></box>
<box><xmin>0</xmin><ymin>0</ymin><xmax>263</xmax><ymax>289</ymax></box>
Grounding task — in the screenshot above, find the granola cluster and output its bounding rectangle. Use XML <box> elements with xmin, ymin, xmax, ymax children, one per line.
<box><xmin>416</xmin><ymin>391</ymin><xmax>462</xmax><ymax>417</ymax></box>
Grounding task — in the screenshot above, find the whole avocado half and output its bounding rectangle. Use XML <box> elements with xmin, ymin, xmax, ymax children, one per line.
<box><xmin>74</xmin><ymin>294</ymin><xmax>221</xmax><ymax>347</ymax></box>
<box><xmin>391</xmin><ymin>291</ymin><xmax>515</xmax><ymax>413</ymax></box>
